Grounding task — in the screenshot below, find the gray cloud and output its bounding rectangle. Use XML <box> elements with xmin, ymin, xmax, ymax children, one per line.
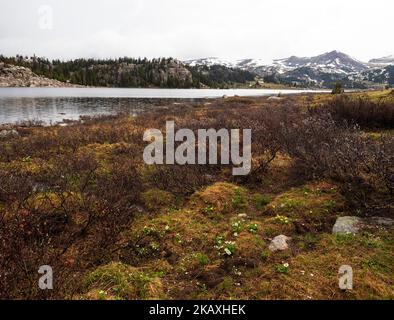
<box><xmin>0</xmin><ymin>0</ymin><xmax>393</xmax><ymax>62</ymax></box>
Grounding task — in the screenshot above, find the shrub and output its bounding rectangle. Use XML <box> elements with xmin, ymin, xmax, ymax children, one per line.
<box><xmin>324</xmin><ymin>95</ymin><xmax>394</xmax><ymax>128</ymax></box>
<box><xmin>281</xmin><ymin>109</ymin><xmax>394</xmax><ymax>211</ymax></box>
<box><xmin>331</xmin><ymin>82</ymin><xmax>344</xmax><ymax>94</ymax></box>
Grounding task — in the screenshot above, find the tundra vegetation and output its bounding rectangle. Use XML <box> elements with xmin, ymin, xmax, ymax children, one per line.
<box><xmin>0</xmin><ymin>90</ymin><xmax>393</xmax><ymax>299</ymax></box>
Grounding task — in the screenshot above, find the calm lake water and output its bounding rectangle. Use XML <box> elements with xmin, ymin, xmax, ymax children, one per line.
<box><xmin>0</xmin><ymin>87</ymin><xmax>326</xmax><ymax>125</ymax></box>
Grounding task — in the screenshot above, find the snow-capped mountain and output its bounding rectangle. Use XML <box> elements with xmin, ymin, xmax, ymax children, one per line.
<box><xmin>270</xmin><ymin>51</ymin><xmax>368</xmax><ymax>74</ymax></box>
<box><xmin>185</xmin><ymin>51</ymin><xmax>394</xmax><ymax>88</ymax></box>
<box><xmin>186</xmin><ymin>51</ymin><xmax>368</xmax><ymax>74</ymax></box>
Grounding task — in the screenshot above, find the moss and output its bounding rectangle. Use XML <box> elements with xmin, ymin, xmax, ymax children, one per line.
<box><xmin>145</xmin><ymin>259</ymin><xmax>173</xmax><ymax>274</ymax></box>
<box><xmin>0</xmin><ymin>157</ymin><xmax>52</xmax><ymax>175</ymax></box>
<box><xmin>266</xmin><ymin>182</ymin><xmax>344</xmax><ymax>233</ymax></box>
<box><xmin>298</xmin><ymin>233</ymin><xmax>321</xmax><ymax>250</ymax></box>
<box><xmin>252</xmin><ymin>194</ymin><xmax>272</xmax><ymax>210</ymax></box>
<box><xmin>217</xmin><ymin>277</ymin><xmax>234</xmax><ymax>292</ymax></box>
<box><xmin>192</xmin><ymin>182</ymin><xmax>248</xmax><ymax>214</ymax></box>
<box><xmin>76</xmin><ymin>142</ymin><xmax>136</xmax><ymax>176</ymax></box>
<box><xmin>276</xmin><ymin>197</ymin><xmax>306</xmax><ymax>212</ymax></box>
<box><xmin>125</xmin><ymin>207</ymin><xmax>220</xmax><ymax>268</ymax></box>
<box><xmin>77</xmin><ymin>143</ymin><xmax>125</xmax><ymax>157</ymax></box>
<box><xmin>84</xmin><ymin>262</ymin><xmax>165</xmax><ymax>300</ymax></box>
<box><xmin>141</xmin><ymin>188</ymin><xmax>176</xmax><ymax>210</ymax></box>
<box><xmin>235</xmin><ymin>232</ymin><xmax>265</xmax><ymax>261</ymax></box>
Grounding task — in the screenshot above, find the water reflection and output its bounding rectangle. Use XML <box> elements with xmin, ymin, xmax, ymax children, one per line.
<box><xmin>0</xmin><ymin>97</ymin><xmax>147</xmax><ymax>125</ymax></box>
<box><xmin>0</xmin><ymin>87</ymin><xmax>327</xmax><ymax>125</ymax></box>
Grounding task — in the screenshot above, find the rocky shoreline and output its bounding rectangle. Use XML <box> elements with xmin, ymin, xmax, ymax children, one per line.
<box><xmin>0</xmin><ymin>62</ymin><xmax>80</xmax><ymax>88</ymax></box>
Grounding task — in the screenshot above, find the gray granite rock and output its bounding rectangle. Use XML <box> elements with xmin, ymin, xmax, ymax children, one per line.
<box><xmin>268</xmin><ymin>235</ymin><xmax>291</xmax><ymax>252</ymax></box>
<box><xmin>333</xmin><ymin>216</ymin><xmax>394</xmax><ymax>235</ymax></box>
<box><xmin>332</xmin><ymin>216</ymin><xmax>362</xmax><ymax>235</ymax></box>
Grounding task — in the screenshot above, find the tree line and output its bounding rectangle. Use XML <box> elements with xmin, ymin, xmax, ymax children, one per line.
<box><xmin>0</xmin><ymin>55</ymin><xmax>256</xmax><ymax>88</ymax></box>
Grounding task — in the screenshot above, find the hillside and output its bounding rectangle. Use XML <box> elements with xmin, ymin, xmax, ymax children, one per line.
<box><xmin>188</xmin><ymin>64</ymin><xmax>256</xmax><ymax>88</ymax></box>
<box><xmin>0</xmin><ymin>55</ymin><xmax>257</xmax><ymax>89</ymax></box>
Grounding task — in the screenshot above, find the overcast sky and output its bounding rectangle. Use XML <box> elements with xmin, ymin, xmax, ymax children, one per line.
<box><xmin>0</xmin><ymin>0</ymin><xmax>393</xmax><ymax>63</ymax></box>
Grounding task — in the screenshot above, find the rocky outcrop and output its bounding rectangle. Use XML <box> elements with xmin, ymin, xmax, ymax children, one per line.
<box><xmin>127</xmin><ymin>58</ymin><xmax>193</xmax><ymax>87</ymax></box>
<box><xmin>332</xmin><ymin>216</ymin><xmax>394</xmax><ymax>235</ymax></box>
<box><xmin>153</xmin><ymin>58</ymin><xmax>193</xmax><ymax>85</ymax></box>
<box><xmin>0</xmin><ymin>62</ymin><xmax>77</xmax><ymax>87</ymax></box>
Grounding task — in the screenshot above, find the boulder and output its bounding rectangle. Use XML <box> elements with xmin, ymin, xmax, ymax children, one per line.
<box><xmin>332</xmin><ymin>216</ymin><xmax>362</xmax><ymax>235</ymax></box>
<box><xmin>268</xmin><ymin>235</ymin><xmax>291</xmax><ymax>252</ymax></box>
<box><xmin>332</xmin><ymin>216</ymin><xmax>394</xmax><ymax>235</ymax></box>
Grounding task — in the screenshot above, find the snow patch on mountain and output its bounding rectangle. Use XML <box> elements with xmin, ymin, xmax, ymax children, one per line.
<box><xmin>184</xmin><ymin>57</ymin><xmax>237</xmax><ymax>68</ymax></box>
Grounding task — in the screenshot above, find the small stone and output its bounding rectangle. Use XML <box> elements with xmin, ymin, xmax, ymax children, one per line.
<box><xmin>332</xmin><ymin>216</ymin><xmax>362</xmax><ymax>235</ymax></box>
<box><xmin>129</xmin><ymin>205</ymin><xmax>144</xmax><ymax>213</ymax></box>
<box><xmin>267</xmin><ymin>96</ymin><xmax>282</xmax><ymax>100</ymax></box>
<box><xmin>268</xmin><ymin>235</ymin><xmax>291</xmax><ymax>252</ymax></box>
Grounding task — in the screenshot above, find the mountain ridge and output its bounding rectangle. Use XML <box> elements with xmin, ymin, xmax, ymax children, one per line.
<box><xmin>185</xmin><ymin>51</ymin><xmax>394</xmax><ymax>88</ymax></box>
<box><xmin>1</xmin><ymin>51</ymin><xmax>393</xmax><ymax>89</ymax></box>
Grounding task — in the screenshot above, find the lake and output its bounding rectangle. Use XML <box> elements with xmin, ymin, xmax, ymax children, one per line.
<box><xmin>0</xmin><ymin>87</ymin><xmax>326</xmax><ymax>125</ymax></box>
